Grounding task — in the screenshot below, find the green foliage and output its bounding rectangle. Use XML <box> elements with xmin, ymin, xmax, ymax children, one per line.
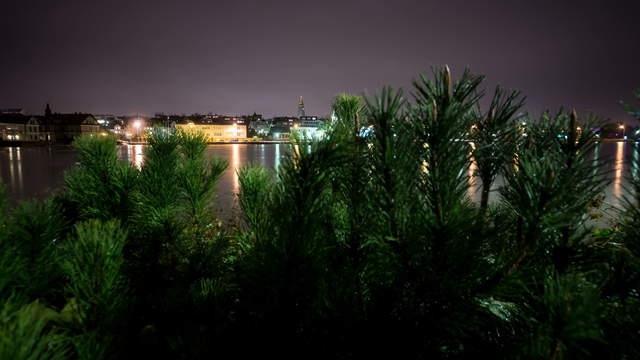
<box><xmin>64</xmin><ymin>134</ymin><xmax>138</xmax><ymax>223</ymax></box>
<box><xmin>620</xmin><ymin>88</ymin><xmax>640</xmax><ymax>121</ymax></box>
<box><xmin>497</xmin><ymin>111</ymin><xmax>608</xmax><ymax>274</ymax></box>
<box><xmin>137</xmin><ymin>129</ymin><xmax>181</xmax><ymax>215</ymax></box>
<box><xmin>175</xmin><ymin>130</ymin><xmax>227</xmax><ymax>228</ymax></box>
<box><xmin>237</xmin><ymin>138</ymin><xmax>345</xmax><ymax>328</ymax></box>
<box><xmin>362</xmin><ymin>86</ymin><xmax>408</xmax><ymax>234</ymax></box>
<box><xmin>524</xmin><ymin>271</ymin><xmax>603</xmax><ymax>360</ymax></box>
<box><xmin>0</xmin><ymin>181</ymin><xmax>6</xmax><ymax>219</ymax></box>
<box><xmin>600</xmin><ymin>138</ymin><xmax>640</xmax><ymax>359</ymax></box>
<box><xmin>0</xmin><ymin>200</ymin><xmax>66</xmax><ymax>303</ymax></box>
<box><xmin>3</xmin><ymin>67</ymin><xmax>640</xmax><ymax>358</ymax></box>
<box><xmin>62</xmin><ymin>220</ymin><xmax>127</xmax><ymax>359</ymax></box>
<box><xmin>330</xmin><ymin>93</ymin><xmax>363</xmax><ymax>140</ymax></box>
<box><xmin>470</xmin><ymin>85</ymin><xmax>525</xmax><ymax>209</ymax></box>
<box><xmin>409</xmin><ymin>67</ymin><xmax>481</xmax><ymax>228</ymax></box>
<box><xmin>237</xmin><ymin>164</ymin><xmax>275</xmax><ymax>242</ymax></box>
<box><xmin>62</xmin><ymin>220</ymin><xmax>127</xmax><ymax>330</ymax></box>
<box><xmin>0</xmin><ymin>299</ymin><xmax>68</xmax><ymax>360</ymax></box>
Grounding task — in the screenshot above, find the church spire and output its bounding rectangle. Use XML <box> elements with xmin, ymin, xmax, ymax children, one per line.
<box><xmin>297</xmin><ymin>96</ymin><xmax>305</xmax><ymax>118</ymax></box>
<box><xmin>45</xmin><ymin>103</ymin><xmax>52</xmax><ymax>117</ymax></box>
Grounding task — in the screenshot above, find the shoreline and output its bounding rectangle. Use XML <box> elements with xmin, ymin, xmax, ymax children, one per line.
<box><xmin>2</xmin><ymin>138</ymin><xmax>637</xmax><ymax>147</ymax></box>
<box><xmin>123</xmin><ymin>140</ymin><xmax>291</xmax><ymax>145</ymax></box>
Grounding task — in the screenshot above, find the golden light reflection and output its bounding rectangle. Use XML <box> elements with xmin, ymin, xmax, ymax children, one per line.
<box><xmin>614</xmin><ymin>141</ymin><xmax>624</xmax><ymax>199</ymax></box>
<box><xmin>130</xmin><ymin>144</ymin><xmax>144</xmax><ymax>169</ymax></box>
<box><xmin>232</xmin><ymin>143</ymin><xmax>240</xmax><ymax>194</ymax></box>
<box><xmin>8</xmin><ymin>147</ymin><xmax>16</xmax><ymax>190</ymax></box>
<box><xmin>16</xmin><ymin>147</ymin><xmax>23</xmax><ymax>193</ymax></box>
<box><xmin>468</xmin><ymin>142</ymin><xmax>477</xmax><ymax>199</ymax></box>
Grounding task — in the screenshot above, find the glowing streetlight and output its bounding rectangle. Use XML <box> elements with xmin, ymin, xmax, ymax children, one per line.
<box><xmin>620</xmin><ymin>124</ymin><xmax>626</xmax><ymax>139</ymax></box>
<box><xmin>131</xmin><ymin>119</ymin><xmax>144</xmax><ymax>142</ymax></box>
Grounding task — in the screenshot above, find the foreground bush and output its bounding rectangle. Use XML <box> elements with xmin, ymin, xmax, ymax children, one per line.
<box><xmin>0</xmin><ymin>67</ymin><xmax>639</xmax><ymax>359</ymax></box>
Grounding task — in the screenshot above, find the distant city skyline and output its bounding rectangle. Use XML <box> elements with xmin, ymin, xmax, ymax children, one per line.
<box><xmin>2</xmin><ymin>0</ymin><xmax>640</xmax><ymax>121</ymax></box>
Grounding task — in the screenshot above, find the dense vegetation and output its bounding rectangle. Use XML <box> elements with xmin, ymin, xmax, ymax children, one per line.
<box><xmin>1</xmin><ymin>67</ymin><xmax>640</xmax><ymax>359</ymax></box>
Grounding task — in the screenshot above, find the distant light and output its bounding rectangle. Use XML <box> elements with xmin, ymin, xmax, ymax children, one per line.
<box><xmin>133</xmin><ymin>120</ymin><xmax>142</xmax><ymax>129</ymax></box>
<box><xmin>619</xmin><ymin>125</ymin><xmax>625</xmax><ymax>129</ymax></box>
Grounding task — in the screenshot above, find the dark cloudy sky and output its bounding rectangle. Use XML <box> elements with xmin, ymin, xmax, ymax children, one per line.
<box><xmin>2</xmin><ymin>0</ymin><xmax>639</xmax><ymax>120</ymax></box>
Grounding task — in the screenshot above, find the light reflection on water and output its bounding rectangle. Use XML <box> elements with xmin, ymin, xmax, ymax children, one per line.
<box><xmin>275</xmin><ymin>144</ymin><xmax>281</xmax><ymax>169</ymax></box>
<box><xmin>0</xmin><ymin>143</ymin><xmax>636</xmax><ymax>213</ymax></box>
<box><xmin>633</xmin><ymin>143</ymin><xmax>639</xmax><ymax>181</ymax></box>
<box><xmin>614</xmin><ymin>142</ymin><xmax>625</xmax><ymax>199</ymax></box>
<box><xmin>232</xmin><ymin>143</ymin><xmax>240</xmax><ymax>195</ymax></box>
<box><xmin>130</xmin><ymin>144</ymin><xmax>144</xmax><ymax>169</ymax></box>
<box><xmin>467</xmin><ymin>143</ymin><xmax>477</xmax><ymax>200</ymax></box>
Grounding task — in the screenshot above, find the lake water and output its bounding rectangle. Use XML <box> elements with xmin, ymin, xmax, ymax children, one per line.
<box><xmin>0</xmin><ymin>143</ymin><xmax>637</xmax><ymax>219</ymax></box>
<box><xmin>0</xmin><ymin>144</ymin><xmax>286</xmax><ymax>216</ymax></box>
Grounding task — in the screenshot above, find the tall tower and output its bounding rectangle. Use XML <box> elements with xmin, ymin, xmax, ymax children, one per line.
<box><xmin>297</xmin><ymin>96</ymin><xmax>305</xmax><ymax>118</ymax></box>
<box><xmin>45</xmin><ymin>103</ymin><xmax>52</xmax><ymax>117</ymax></box>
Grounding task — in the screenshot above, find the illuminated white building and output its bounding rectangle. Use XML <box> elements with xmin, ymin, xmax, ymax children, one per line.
<box><xmin>293</xmin><ymin>115</ymin><xmax>325</xmax><ymax>139</ymax></box>
<box><xmin>175</xmin><ymin>120</ymin><xmax>247</xmax><ymax>141</ymax></box>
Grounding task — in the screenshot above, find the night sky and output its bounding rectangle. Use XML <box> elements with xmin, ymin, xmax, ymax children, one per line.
<box><xmin>2</xmin><ymin>0</ymin><xmax>639</xmax><ymax>121</ymax></box>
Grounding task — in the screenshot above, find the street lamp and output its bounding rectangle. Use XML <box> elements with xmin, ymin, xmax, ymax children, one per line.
<box><xmin>132</xmin><ymin>119</ymin><xmax>143</xmax><ymax>142</ymax></box>
<box><xmin>619</xmin><ymin>124</ymin><xmax>626</xmax><ymax>139</ymax></box>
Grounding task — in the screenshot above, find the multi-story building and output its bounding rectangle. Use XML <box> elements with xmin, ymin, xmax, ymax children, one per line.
<box><xmin>47</xmin><ymin>114</ymin><xmax>102</xmax><ymax>143</ymax></box>
<box><xmin>294</xmin><ymin>115</ymin><xmax>325</xmax><ymax>139</ymax></box>
<box><xmin>269</xmin><ymin>116</ymin><xmax>297</xmax><ymax>138</ymax></box>
<box><xmin>175</xmin><ymin>118</ymin><xmax>247</xmax><ymax>141</ymax></box>
<box><xmin>33</xmin><ymin>104</ymin><xmax>103</xmax><ymax>143</ymax></box>
<box><xmin>249</xmin><ymin>119</ymin><xmax>271</xmax><ymax>137</ymax></box>
<box><xmin>0</xmin><ymin>114</ymin><xmax>48</xmax><ymax>142</ymax></box>
<box><xmin>94</xmin><ymin>114</ymin><xmax>122</xmax><ymax>128</ymax></box>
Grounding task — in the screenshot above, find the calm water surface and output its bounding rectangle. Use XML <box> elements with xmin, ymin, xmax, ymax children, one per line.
<box><xmin>0</xmin><ymin>143</ymin><xmax>638</xmax><ymax>217</ymax></box>
<box><xmin>0</xmin><ymin>144</ymin><xmax>287</xmax><ymax>216</ymax></box>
